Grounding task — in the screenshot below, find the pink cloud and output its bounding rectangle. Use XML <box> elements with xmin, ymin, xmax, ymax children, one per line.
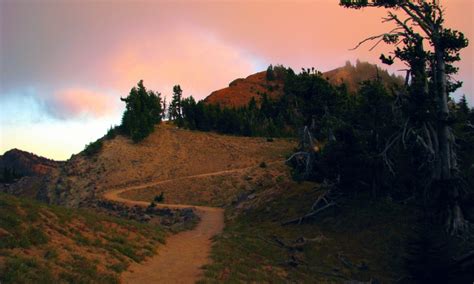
<box><xmin>106</xmin><ymin>29</ymin><xmax>257</xmax><ymax>101</ymax></box>
<box><xmin>47</xmin><ymin>88</ymin><xmax>119</xmax><ymax>119</ymax></box>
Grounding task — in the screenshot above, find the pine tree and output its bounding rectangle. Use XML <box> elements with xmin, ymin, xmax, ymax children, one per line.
<box><xmin>169</xmin><ymin>85</ymin><xmax>183</xmax><ymax>126</ymax></box>
<box><xmin>120</xmin><ymin>80</ymin><xmax>163</xmax><ymax>142</ymax></box>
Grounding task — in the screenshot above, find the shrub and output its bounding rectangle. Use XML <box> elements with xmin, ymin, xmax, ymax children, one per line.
<box><xmin>0</xmin><ymin>256</ymin><xmax>54</xmax><ymax>283</ymax></box>
<box><xmin>44</xmin><ymin>249</ymin><xmax>58</xmax><ymax>260</ymax></box>
<box><xmin>26</xmin><ymin>227</ymin><xmax>49</xmax><ymax>245</ymax></box>
<box><xmin>154</xmin><ymin>192</ymin><xmax>164</xmax><ymax>203</ymax></box>
<box><xmin>105</xmin><ymin>126</ymin><xmax>119</xmax><ymax>140</ymax></box>
<box><xmin>84</xmin><ymin>139</ymin><xmax>103</xmax><ymax>157</ymax></box>
<box><xmin>259</xmin><ymin>162</ymin><xmax>267</xmax><ymax>168</ymax></box>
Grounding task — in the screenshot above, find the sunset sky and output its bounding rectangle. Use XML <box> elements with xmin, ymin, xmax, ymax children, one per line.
<box><xmin>1</xmin><ymin>0</ymin><xmax>473</xmax><ymax>160</ymax></box>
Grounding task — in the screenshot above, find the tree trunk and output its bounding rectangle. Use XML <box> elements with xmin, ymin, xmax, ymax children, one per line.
<box><xmin>434</xmin><ymin>45</ymin><xmax>468</xmax><ymax>234</ymax></box>
<box><xmin>436</xmin><ymin>49</ymin><xmax>451</xmax><ymax>180</ymax></box>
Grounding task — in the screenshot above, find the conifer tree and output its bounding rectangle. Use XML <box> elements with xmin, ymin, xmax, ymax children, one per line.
<box><xmin>169</xmin><ymin>85</ymin><xmax>184</xmax><ymax>126</ymax></box>
<box><xmin>120</xmin><ymin>80</ymin><xmax>163</xmax><ymax>142</ymax></box>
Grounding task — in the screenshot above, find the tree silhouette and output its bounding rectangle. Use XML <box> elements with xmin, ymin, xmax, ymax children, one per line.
<box><xmin>169</xmin><ymin>85</ymin><xmax>184</xmax><ymax>126</ymax></box>
<box><xmin>120</xmin><ymin>80</ymin><xmax>163</xmax><ymax>142</ymax></box>
<box><xmin>340</xmin><ymin>0</ymin><xmax>469</xmax><ymax>234</ymax></box>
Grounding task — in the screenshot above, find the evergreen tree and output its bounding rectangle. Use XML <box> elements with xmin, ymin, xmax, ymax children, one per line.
<box><xmin>120</xmin><ymin>80</ymin><xmax>163</xmax><ymax>142</ymax></box>
<box><xmin>169</xmin><ymin>85</ymin><xmax>184</xmax><ymax>126</ymax></box>
<box><xmin>266</xmin><ymin>64</ymin><xmax>275</xmax><ymax>81</ymax></box>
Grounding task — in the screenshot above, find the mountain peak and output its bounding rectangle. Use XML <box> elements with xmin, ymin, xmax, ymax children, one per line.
<box><xmin>203</xmin><ymin>61</ymin><xmax>403</xmax><ymax>108</ymax></box>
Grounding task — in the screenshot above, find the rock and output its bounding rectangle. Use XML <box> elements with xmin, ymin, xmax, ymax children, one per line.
<box><xmin>247</xmin><ymin>193</ymin><xmax>257</xmax><ymax>200</ymax></box>
<box><xmin>232</xmin><ymin>193</ymin><xmax>248</xmax><ymax>205</ymax></box>
<box><xmin>141</xmin><ymin>214</ymin><xmax>152</xmax><ymax>222</ymax></box>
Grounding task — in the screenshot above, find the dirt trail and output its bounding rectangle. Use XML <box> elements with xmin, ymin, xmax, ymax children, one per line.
<box><xmin>103</xmin><ymin>169</ymin><xmax>257</xmax><ymax>283</ymax></box>
<box><xmin>105</xmin><ymin>166</ymin><xmax>258</xmax><ymax>199</ymax></box>
<box><xmin>103</xmin><ymin>162</ymin><xmax>282</xmax><ymax>283</ymax></box>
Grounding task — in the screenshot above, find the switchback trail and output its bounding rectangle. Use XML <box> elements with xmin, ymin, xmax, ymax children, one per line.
<box><xmin>102</xmin><ymin>164</ymin><xmax>277</xmax><ymax>283</ymax></box>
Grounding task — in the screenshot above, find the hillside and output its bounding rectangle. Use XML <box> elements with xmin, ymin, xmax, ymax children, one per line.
<box><xmin>203</xmin><ymin>61</ymin><xmax>403</xmax><ymax>108</ymax></box>
<box><xmin>22</xmin><ymin>123</ymin><xmax>295</xmax><ymax>207</ymax></box>
<box><xmin>0</xmin><ymin>149</ymin><xmax>62</xmax><ymax>199</ymax></box>
<box><xmin>204</xmin><ymin>70</ymin><xmax>285</xmax><ymax>108</ymax></box>
<box><xmin>324</xmin><ymin>60</ymin><xmax>404</xmax><ymax>94</ymax></box>
<box><xmin>0</xmin><ymin>149</ymin><xmax>62</xmax><ymax>178</ymax></box>
<box><xmin>0</xmin><ymin>192</ymin><xmax>164</xmax><ymax>283</ymax></box>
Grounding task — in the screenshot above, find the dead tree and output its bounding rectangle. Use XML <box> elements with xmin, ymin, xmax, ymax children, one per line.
<box><xmin>286</xmin><ymin>126</ymin><xmax>318</xmax><ymax>179</ymax></box>
<box><xmin>340</xmin><ymin>0</ymin><xmax>470</xmax><ymax>235</ymax></box>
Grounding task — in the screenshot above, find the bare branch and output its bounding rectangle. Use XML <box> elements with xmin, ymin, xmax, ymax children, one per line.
<box><xmin>400</xmin><ymin>5</ymin><xmax>433</xmax><ymax>37</ymax></box>
<box><xmin>349</xmin><ymin>28</ymin><xmax>403</xmax><ymax>51</ymax></box>
<box><xmin>282</xmin><ymin>202</ymin><xmax>336</xmax><ymax>226</ymax></box>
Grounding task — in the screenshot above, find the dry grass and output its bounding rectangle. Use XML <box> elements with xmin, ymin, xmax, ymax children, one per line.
<box><xmin>64</xmin><ymin>123</ymin><xmax>294</xmax><ymax>196</ymax></box>
<box><xmin>0</xmin><ymin>193</ymin><xmax>165</xmax><ymax>283</ymax></box>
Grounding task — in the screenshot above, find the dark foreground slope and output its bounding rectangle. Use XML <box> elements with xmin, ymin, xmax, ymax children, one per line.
<box><xmin>197</xmin><ymin>162</ymin><xmax>474</xmax><ymax>283</ymax></box>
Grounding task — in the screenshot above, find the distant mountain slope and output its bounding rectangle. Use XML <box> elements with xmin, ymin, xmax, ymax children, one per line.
<box><xmin>204</xmin><ymin>70</ymin><xmax>285</xmax><ymax>108</ymax></box>
<box><xmin>0</xmin><ymin>149</ymin><xmax>63</xmax><ymax>198</ymax></box>
<box><xmin>204</xmin><ymin>61</ymin><xmax>403</xmax><ymax>108</ymax></box>
<box><xmin>323</xmin><ymin>60</ymin><xmax>404</xmax><ymax>94</ymax></box>
<box><xmin>0</xmin><ymin>148</ymin><xmax>62</xmax><ymax>177</ymax></box>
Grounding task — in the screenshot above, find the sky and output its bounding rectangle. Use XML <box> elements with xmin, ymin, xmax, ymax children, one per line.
<box><xmin>1</xmin><ymin>0</ymin><xmax>473</xmax><ymax>160</ymax></box>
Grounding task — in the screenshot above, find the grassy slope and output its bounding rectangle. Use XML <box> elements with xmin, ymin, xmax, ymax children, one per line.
<box><xmin>56</xmin><ymin>123</ymin><xmax>294</xmax><ymax>207</ymax></box>
<box><xmin>0</xmin><ymin>193</ymin><xmax>164</xmax><ymax>283</ymax></box>
<box><xmin>198</xmin><ymin>163</ymin><xmax>419</xmax><ymax>283</ymax></box>
<box><xmin>107</xmin><ymin>125</ymin><xmax>295</xmax><ymax>207</ymax></box>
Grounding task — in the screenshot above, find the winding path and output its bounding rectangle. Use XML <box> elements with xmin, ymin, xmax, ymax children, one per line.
<box><xmin>102</xmin><ymin>168</ymin><xmax>259</xmax><ymax>283</ymax></box>
<box><xmin>103</xmin><ymin>162</ymin><xmax>281</xmax><ymax>283</ymax></box>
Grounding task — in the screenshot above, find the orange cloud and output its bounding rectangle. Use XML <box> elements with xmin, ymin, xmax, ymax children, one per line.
<box><xmin>47</xmin><ymin>88</ymin><xmax>119</xmax><ymax>119</ymax></box>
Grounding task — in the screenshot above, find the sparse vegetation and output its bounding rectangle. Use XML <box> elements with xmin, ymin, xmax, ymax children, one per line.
<box><xmin>0</xmin><ymin>193</ymin><xmax>165</xmax><ymax>283</ymax></box>
<box><xmin>105</xmin><ymin>125</ymin><xmax>120</xmax><ymax>140</ymax></box>
<box><xmin>154</xmin><ymin>192</ymin><xmax>165</xmax><ymax>203</ymax></box>
<box><xmin>83</xmin><ymin>139</ymin><xmax>103</xmax><ymax>157</ymax></box>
